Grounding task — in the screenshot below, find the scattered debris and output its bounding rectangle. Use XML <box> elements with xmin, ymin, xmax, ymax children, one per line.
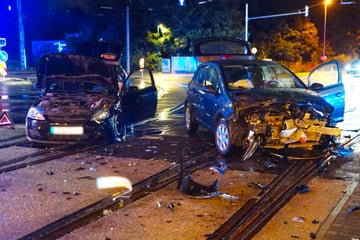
<box><xmin>292</xmin><ymin>216</ymin><xmax>305</xmax><ymax>223</ymax></box>
<box><xmin>347</xmin><ymin>205</ymin><xmax>360</xmax><ymax>213</ymax></box>
<box><xmin>89</xmin><ymin>167</ymin><xmax>97</xmax><ymax>172</ymax></box>
<box><xmin>180</xmin><ymin>175</ymin><xmax>239</xmax><ymax>200</ymax></box>
<box><xmin>62</xmin><ymin>191</ymin><xmax>80</xmax><ymax>195</ymax></box>
<box><xmin>180</xmin><ymin>175</ymin><xmax>218</xmax><ymax>198</ymax></box>
<box><xmin>209</xmin><ymin>159</ymin><xmax>228</xmax><ymax>176</ymax></box>
<box><xmin>74</xmin><ymin>167</ymin><xmax>85</xmax><ymax>171</ymax></box>
<box><xmin>312</xmin><ymin>219</ymin><xmax>320</xmax><ymax>224</ymax></box>
<box><xmin>296</xmin><ymin>184</ymin><xmax>310</xmax><ymax>194</ymax></box>
<box><xmin>104</xmin><ymin>147</ymin><xmax>113</xmax><ymax>156</ymax></box>
<box><xmin>103</xmin><ymin>209</ymin><xmax>112</xmax><ymax>215</ymax></box>
<box><xmin>167</xmin><ymin>202</ymin><xmax>175</xmax><ymax>211</ymax></box>
<box><xmin>76</xmin><ymin>176</ymin><xmax>95</xmax><ymax>180</ymax></box>
<box><xmin>156</xmin><ymin>201</ymin><xmax>163</xmax><ymax>208</ymax></box>
<box><xmin>46</xmin><ymin>171</ymin><xmax>54</xmax><ymax>175</ymax></box>
<box><xmin>218</xmin><ymin>192</ymin><xmax>239</xmax><ymax>201</ymax></box>
<box><xmin>290</xmin><ymin>235</ymin><xmax>300</xmax><ymax>238</ymax></box>
<box><xmin>263</xmin><ymin>159</ymin><xmax>276</xmax><ymax>168</ymax></box>
<box><xmin>167</xmin><ymin>202</ymin><xmax>181</xmax><ymax>212</ymax></box>
<box><xmin>309</xmin><ymin>232</ymin><xmax>316</xmax><ymax>239</ymax></box>
<box><xmin>249</xmin><ymin>181</ymin><xmax>269</xmax><ymax>190</ymax></box>
<box><xmin>96</xmin><ymin>176</ymin><xmax>132</xmax><ymax>192</ymax></box>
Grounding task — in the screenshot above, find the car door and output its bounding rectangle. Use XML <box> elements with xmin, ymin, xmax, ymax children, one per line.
<box><xmin>308</xmin><ymin>60</ymin><xmax>345</xmax><ymax>123</ymax></box>
<box><xmin>200</xmin><ymin>65</ymin><xmax>221</xmax><ymax>129</ymax></box>
<box><xmin>121</xmin><ymin>68</ymin><xmax>158</xmax><ymax>123</ymax></box>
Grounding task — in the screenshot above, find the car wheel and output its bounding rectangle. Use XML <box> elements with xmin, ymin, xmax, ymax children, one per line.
<box><xmin>113</xmin><ymin>114</ymin><xmax>126</xmax><ymax>142</ymax></box>
<box><xmin>185</xmin><ymin>103</ymin><xmax>198</xmax><ymax>134</ymax></box>
<box><xmin>215</xmin><ymin>118</ymin><xmax>233</xmax><ymax>155</ymax></box>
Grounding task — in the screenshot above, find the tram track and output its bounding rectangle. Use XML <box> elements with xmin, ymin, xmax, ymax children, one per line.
<box><xmin>207</xmin><ymin>159</ymin><xmax>323</xmax><ymax>240</ymax></box>
<box><xmin>0</xmin><ymin>142</ymin><xmax>109</xmax><ymax>174</ymax></box>
<box><xmin>0</xmin><ymin>134</ymin><xmax>28</xmax><ymax>148</ymax></box>
<box><xmin>19</xmin><ymin>147</ymin><xmax>219</xmax><ymax>239</ymax></box>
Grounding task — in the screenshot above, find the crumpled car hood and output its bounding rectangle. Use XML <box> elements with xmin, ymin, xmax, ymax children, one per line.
<box><xmin>34</xmin><ymin>93</ymin><xmax>116</xmax><ymax>123</ymax></box>
<box><xmin>230</xmin><ymin>88</ymin><xmax>333</xmax><ymax>114</ymax></box>
<box><xmin>36</xmin><ymin>53</ymin><xmax>118</xmax><ymax>89</ymax></box>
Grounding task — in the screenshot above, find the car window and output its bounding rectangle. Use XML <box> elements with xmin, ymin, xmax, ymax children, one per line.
<box><xmin>205</xmin><ymin>67</ymin><xmax>219</xmax><ymax>90</ymax></box>
<box><xmin>194</xmin><ymin>66</ymin><xmax>207</xmax><ymax>87</ymax></box>
<box><xmin>126</xmin><ymin>69</ymin><xmax>153</xmax><ymax>90</ymax></box>
<box><xmin>224</xmin><ymin>64</ymin><xmax>298</xmax><ymax>89</ymax></box>
<box><xmin>260</xmin><ymin>65</ymin><xmax>296</xmax><ymax>88</ymax></box>
<box><xmin>194</xmin><ymin>65</ymin><xmax>219</xmax><ymax>91</ymax></box>
<box><xmin>309</xmin><ymin>62</ymin><xmax>339</xmax><ymax>87</ymax></box>
<box><xmin>224</xmin><ymin>66</ymin><xmax>254</xmax><ymax>89</ymax></box>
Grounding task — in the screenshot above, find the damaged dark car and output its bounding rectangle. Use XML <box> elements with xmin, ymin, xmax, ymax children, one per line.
<box><xmin>185</xmin><ymin>37</ymin><xmax>345</xmax><ymax>160</ymax></box>
<box><xmin>26</xmin><ymin>53</ymin><xmax>157</xmax><ymax>144</ymax></box>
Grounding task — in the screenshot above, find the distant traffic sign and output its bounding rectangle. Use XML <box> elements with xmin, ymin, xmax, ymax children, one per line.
<box><xmin>0</xmin><ymin>50</ymin><xmax>8</xmax><ymax>62</ymax></box>
<box><xmin>0</xmin><ymin>38</ymin><xmax>6</xmax><ymax>47</ymax></box>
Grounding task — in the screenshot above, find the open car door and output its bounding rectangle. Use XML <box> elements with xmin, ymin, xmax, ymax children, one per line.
<box><xmin>308</xmin><ymin>60</ymin><xmax>345</xmax><ymax>123</ymax></box>
<box><xmin>121</xmin><ymin>68</ymin><xmax>158</xmax><ymax>124</ymax></box>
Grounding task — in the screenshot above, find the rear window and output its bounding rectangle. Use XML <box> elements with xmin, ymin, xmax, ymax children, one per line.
<box><xmin>198</xmin><ymin>40</ymin><xmax>249</xmax><ymax>55</ymax></box>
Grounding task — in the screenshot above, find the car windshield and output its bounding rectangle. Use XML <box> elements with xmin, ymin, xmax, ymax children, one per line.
<box><xmin>46</xmin><ymin>77</ymin><xmax>114</xmax><ymax>94</ymax></box>
<box><xmin>224</xmin><ymin>64</ymin><xmax>299</xmax><ymax>89</ymax></box>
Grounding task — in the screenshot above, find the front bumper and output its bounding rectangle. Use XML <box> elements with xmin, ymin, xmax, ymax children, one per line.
<box><xmin>25</xmin><ymin>118</ymin><xmax>113</xmax><ymax>144</ymax></box>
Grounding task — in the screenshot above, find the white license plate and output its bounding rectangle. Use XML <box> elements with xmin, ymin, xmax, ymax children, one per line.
<box><xmin>50</xmin><ymin>126</ymin><xmax>84</xmax><ymax>135</ymax></box>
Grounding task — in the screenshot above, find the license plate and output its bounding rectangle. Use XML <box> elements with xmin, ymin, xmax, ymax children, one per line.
<box><xmin>50</xmin><ymin>126</ymin><xmax>84</xmax><ymax>135</ymax></box>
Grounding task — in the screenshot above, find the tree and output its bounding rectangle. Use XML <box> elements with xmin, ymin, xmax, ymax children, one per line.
<box><xmin>253</xmin><ymin>18</ymin><xmax>322</xmax><ymax>71</ymax></box>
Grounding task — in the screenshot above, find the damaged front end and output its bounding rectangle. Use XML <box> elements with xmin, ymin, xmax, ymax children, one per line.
<box><xmin>231</xmin><ymin>99</ymin><xmax>343</xmax><ymax>161</ymax></box>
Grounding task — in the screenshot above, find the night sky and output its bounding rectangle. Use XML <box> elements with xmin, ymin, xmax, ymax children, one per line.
<box><xmin>0</xmin><ymin>0</ymin><xmax>359</xmax><ymax>66</ymax></box>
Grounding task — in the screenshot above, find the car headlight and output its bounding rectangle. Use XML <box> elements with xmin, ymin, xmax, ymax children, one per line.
<box><xmin>91</xmin><ymin>108</ymin><xmax>110</xmax><ymax>123</ymax></box>
<box><xmin>26</xmin><ymin>107</ymin><xmax>45</xmax><ymax>120</ymax></box>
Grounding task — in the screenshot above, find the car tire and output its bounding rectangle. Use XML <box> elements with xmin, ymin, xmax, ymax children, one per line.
<box><xmin>113</xmin><ymin>114</ymin><xmax>126</xmax><ymax>142</ymax></box>
<box><xmin>185</xmin><ymin>103</ymin><xmax>198</xmax><ymax>134</ymax></box>
<box><xmin>215</xmin><ymin>118</ymin><xmax>233</xmax><ymax>155</ymax></box>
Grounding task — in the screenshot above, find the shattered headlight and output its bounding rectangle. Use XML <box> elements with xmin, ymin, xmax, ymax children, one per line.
<box><xmin>26</xmin><ymin>107</ymin><xmax>45</xmax><ymax>120</ymax></box>
<box><xmin>91</xmin><ymin>108</ymin><xmax>110</xmax><ymax>124</ymax></box>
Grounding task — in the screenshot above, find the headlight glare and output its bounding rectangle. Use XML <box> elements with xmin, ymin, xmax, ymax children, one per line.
<box><xmin>91</xmin><ymin>109</ymin><xmax>110</xmax><ymax>123</ymax></box>
<box><xmin>26</xmin><ymin>107</ymin><xmax>45</xmax><ymax>120</ymax></box>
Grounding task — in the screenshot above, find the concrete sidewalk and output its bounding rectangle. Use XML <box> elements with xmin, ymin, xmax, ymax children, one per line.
<box><xmin>318</xmin><ymin>180</ymin><xmax>360</xmax><ymax>239</ymax></box>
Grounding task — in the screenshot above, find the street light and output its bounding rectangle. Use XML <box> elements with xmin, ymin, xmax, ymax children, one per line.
<box><xmin>321</xmin><ymin>0</ymin><xmax>331</xmax><ymax>62</ymax></box>
<box><xmin>156</xmin><ymin>24</ymin><xmax>163</xmax><ymax>72</ymax></box>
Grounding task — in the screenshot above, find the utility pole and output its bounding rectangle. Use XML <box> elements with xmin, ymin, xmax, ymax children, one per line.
<box><xmin>126</xmin><ymin>5</ymin><xmax>130</xmax><ymax>73</ymax></box>
<box><xmin>17</xmin><ymin>0</ymin><xmax>26</xmax><ymax>70</ymax></box>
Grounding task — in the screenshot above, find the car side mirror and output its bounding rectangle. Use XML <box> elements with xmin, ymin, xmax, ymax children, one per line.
<box><xmin>310</xmin><ymin>82</ymin><xmax>324</xmax><ymax>90</ymax></box>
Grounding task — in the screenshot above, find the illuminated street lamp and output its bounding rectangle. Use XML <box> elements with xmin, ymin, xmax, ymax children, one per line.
<box><xmin>321</xmin><ymin>0</ymin><xmax>331</xmax><ymax>62</ymax></box>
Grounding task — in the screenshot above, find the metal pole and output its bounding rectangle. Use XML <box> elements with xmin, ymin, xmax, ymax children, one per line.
<box><xmin>322</xmin><ymin>1</ymin><xmax>328</xmax><ymax>61</ymax></box>
<box><xmin>156</xmin><ymin>25</ymin><xmax>159</xmax><ymax>72</ymax></box>
<box><xmin>17</xmin><ymin>0</ymin><xmax>26</xmax><ymax>70</ymax></box>
<box><xmin>245</xmin><ymin>3</ymin><xmax>248</xmax><ymax>41</ymax></box>
<box><xmin>126</xmin><ymin>6</ymin><xmax>130</xmax><ymax>73</ymax></box>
